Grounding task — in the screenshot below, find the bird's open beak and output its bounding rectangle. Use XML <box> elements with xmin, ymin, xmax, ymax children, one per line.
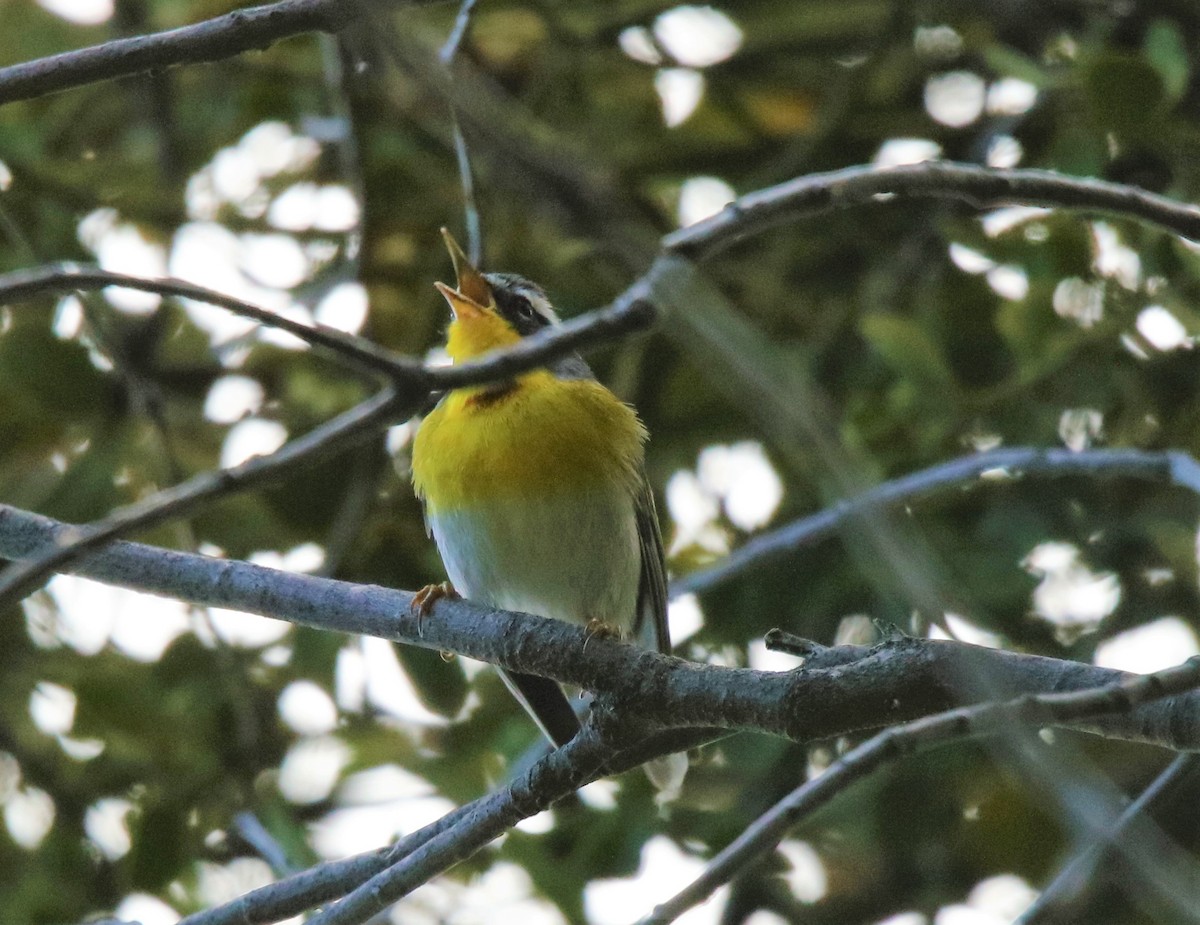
<box><xmin>436</xmin><ymin>228</ymin><xmax>492</xmax><ymax>319</ymax></box>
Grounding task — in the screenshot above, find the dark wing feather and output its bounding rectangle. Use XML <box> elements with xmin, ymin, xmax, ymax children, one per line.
<box><xmin>499</xmin><ymin>669</ymin><xmax>581</xmax><ymax>747</ymax></box>
<box><xmin>632</xmin><ymin>474</ymin><xmax>670</xmax><ymax>654</ymax></box>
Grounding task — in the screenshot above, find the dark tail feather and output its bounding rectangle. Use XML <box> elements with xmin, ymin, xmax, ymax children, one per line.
<box><xmin>500</xmin><ymin>669</ymin><xmax>581</xmax><ymax>747</ymax></box>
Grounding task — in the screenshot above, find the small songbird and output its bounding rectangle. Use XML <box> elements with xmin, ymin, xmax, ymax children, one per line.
<box><xmin>411</xmin><ymin>230</ymin><xmax>685</xmax><ymax>792</ymax></box>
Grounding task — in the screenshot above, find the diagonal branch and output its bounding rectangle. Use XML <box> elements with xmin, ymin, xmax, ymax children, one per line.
<box><xmin>1018</xmin><ymin>753</ymin><xmax>1200</xmax><ymax>924</ymax></box>
<box><xmin>639</xmin><ymin>654</ymin><xmax>1200</xmax><ymax>925</ymax></box>
<box><xmin>177</xmin><ymin>805</ymin><xmax>475</xmax><ymax>925</ymax></box>
<box><xmin>307</xmin><ymin>718</ymin><xmax>616</xmax><ymax>925</ymax></box>
<box><xmin>0</xmin><ymin>387</ymin><xmax>406</xmax><ymax>611</ymax></box>
<box><xmin>0</xmin><ymin>263</ymin><xmax>658</xmax><ymax>608</ymax></box>
<box><xmin>175</xmin><ymin>725</ymin><xmax>723</xmax><ymax>925</ymax></box>
<box><xmin>0</xmin><ymin>264</ymin><xmax>418</xmax><ymax>380</ymax></box>
<box><xmin>672</xmin><ymin>446</ymin><xmax>1200</xmax><ymax>598</ymax></box>
<box><xmin>0</xmin><ymin>0</ymin><xmax>360</xmax><ymax>106</ymax></box>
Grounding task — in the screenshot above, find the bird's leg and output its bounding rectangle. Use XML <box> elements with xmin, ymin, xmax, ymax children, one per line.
<box><xmin>583</xmin><ymin>618</ymin><xmax>623</xmax><ymax>651</ymax></box>
<box><xmin>410</xmin><ymin>581</ymin><xmax>459</xmax><ymax>637</ymax></box>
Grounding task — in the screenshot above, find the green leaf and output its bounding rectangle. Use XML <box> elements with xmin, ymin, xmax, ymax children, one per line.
<box><xmin>1144</xmin><ymin>18</ymin><xmax>1190</xmax><ymax>105</ymax></box>
<box><xmin>1082</xmin><ymin>53</ymin><xmax>1166</xmax><ymax>131</ymax></box>
<box><xmin>0</xmin><ymin>321</ymin><xmax>118</xmax><ymax>422</ymax></box>
<box><xmin>859</xmin><ymin>314</ymin><xmax>955</xmax><ymax>388</ymax></box>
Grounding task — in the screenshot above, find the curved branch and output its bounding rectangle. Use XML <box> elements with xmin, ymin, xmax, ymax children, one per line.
<box><xmin>672</xmin><ymin>446</ymin><xmax>1200</xmax><ymax>598</ymax></box>
<box><xmin>0</xmin><ymin>0</ymin><xmax>360</xmax><ymax>106</ymax></box>
<box><xmin>664</xmin><ymin>162</ymin><xmax>1200</xmax><ymax>258</ymax></box>
<box><xmin>0</xmin><ymin>262</ymin><xmax>658</xmax><ymax>608</ymax></box>
<box><xmin>0</xmin><ymin>264</ymin><xmax>416</xmax><ymax>379</ymax></box>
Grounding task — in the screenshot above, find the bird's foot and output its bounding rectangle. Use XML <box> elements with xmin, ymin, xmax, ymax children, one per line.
<box><xmin>410</xmin><ymin>581</ymin><xmax>459</xmax><ymax>637</ymax></box>
<box><xmin>584</xmin><ymin>618</ymin><xmax>623</xmax><ymax>651</ymax></box>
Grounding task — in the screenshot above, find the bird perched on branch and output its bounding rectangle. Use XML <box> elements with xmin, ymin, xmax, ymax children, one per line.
<box><xmin>410</xmin><ymin>229</ymin><xmax>685</xmax><ymax>793</ymax></box>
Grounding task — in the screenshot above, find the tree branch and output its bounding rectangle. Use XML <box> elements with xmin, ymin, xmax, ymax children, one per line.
<box><xmin>3</xmin><ymin>501</ymin><xmax>1200</xmax><ymax>752</ymax></box>
<box><xmin>174</xmin><ymin>725</ymin><xmax>722</xmax><ymax>925</ymax></box>
<box><xmin>640</xmin><ymin>654</ymin><xmax>1200</xmax><ymax>925</ymax></box>
<box><xmin>672</xmin><ymin>446</ymin><xmax>1200</xmax><ymax>598</ymax></box>
<box><xmin>0</xmin><ymin>388</ymin><xmax>406</xmax><ymax>610</ymax></box>
<box><xmin>664</xmin><ymin>162</ymin><xmax>1200</xmax><ymax>259</ymax></box>
<box><xmin>1018</xmin><ymin>753</ymin><xmax>1200</xmax><ymax>924</ymax></box>
<box><xmin>0</xmin><ymin>0</ymin><xmax>360</xmax><ymax>106</ymax></box>
<box><xmin>178</xmin><ymin>808</ymin><xmax>472</xmax><ymax>925</ymax></box>
<box><xmin>0</xmin><ymin>264</ymin><xmax>416</xmax><ymax>380</ymax></box>
<box><xmin>308</xmin><ymin>718</ymin><xmax>616</xmax><ymax>925</ymax></box>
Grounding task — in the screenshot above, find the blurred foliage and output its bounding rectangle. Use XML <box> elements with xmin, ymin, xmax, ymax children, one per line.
<box><xmin>3</xmin><ymin>1</ymin><xmax>1200</xmax><ymax>923</ymax></box>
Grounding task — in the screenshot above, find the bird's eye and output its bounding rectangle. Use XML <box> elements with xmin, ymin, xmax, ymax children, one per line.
<box><xmin>515</xmin><ymin>299</ymin><xmax>537</xmax><ymax>321</ymax></box>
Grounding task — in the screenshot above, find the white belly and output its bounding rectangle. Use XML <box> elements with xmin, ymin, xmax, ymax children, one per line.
<box><xmin>428</xmin><ymin>487</ymin><xmax>641</xmax><ymax>631</ymax></box>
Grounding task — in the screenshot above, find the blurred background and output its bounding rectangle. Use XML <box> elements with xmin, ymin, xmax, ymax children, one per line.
<box><xmin>3</xmin><ymin>1</ymin><xmax>1200</xmax><ymax>922</ymax></box>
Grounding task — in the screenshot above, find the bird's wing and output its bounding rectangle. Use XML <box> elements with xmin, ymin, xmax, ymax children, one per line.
<box><xmin>632</xmin><ymin>475</ymin><xmax>690</xmax><ymax>794</ymax></box>
<box><xmin>633</xmin><ymin>475</ymin><xmax>670</xmax><ymax>654</ymax></box>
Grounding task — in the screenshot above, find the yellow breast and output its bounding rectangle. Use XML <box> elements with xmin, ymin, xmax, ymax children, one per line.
<box><xmin>411</xmin><ymin>371</ymin><xmax>646</xmax><ymax>513</ymax></box>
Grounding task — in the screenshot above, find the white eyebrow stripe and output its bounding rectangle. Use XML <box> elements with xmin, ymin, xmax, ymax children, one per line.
<box><xmin>519</xmin><ymin>288</ymin><xmax>560</xmax><ymax>325</ymax></box>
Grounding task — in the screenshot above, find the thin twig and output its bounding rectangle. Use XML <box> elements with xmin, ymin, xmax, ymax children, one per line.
<box><xmin>672</xmin><ymin>446</ymin><xmax>1200</xmax><ymax>598</ymax></box>
<box><xmin>233</xmin><ymin>813</ymin><xmax>297</xmax><ymax>877</ymax></box>
<box><xmin>439</xmin><ymin>0</ymin><xmax>479</xmax><ymax>64</ymax></box>
<box><xmin>448</xmin><ymin>114</ymin><xmax>483</xmax><ymax>265</ymax></box>
<box><xmin>439</xmin><ymin>0</ymin><xmax>483</xmax><ymax>263</ymax></box>
<box><xmin>639</xmin><ymin>655</ymin><xmax>1200</xmax><ymax>924</ymax></box>
<box><xmin>664</xmin><ymin>162</ymin><xmax>1200</xmax><ymax>258</ymax></box>
<box><xmin>0</xmin><ymin>0</ymin><xmax>361</xmax><ymax>106</ymax></box>
<box><xmin>0</xmin><ymin>264</ymin><xmax>415</xmax><ymax>380</ymax></box>
<box><xmin>1018</xmin><ymin>753</ymin><xmax>1200</xmax><ymax>923</ymax></box>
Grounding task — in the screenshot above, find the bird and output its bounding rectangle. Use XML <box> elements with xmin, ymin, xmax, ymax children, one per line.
<box><xmin>410</xmin><ymin>229</ymin><xmax>686</xmax><ymax>793</ymax></box>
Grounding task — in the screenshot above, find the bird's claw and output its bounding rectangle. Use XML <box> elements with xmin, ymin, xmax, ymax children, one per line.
<box><xmin>584</xmin><ymin>618</ymin><xmax>622</xmax><ymax>651</ymax></box>
<box><xmin>411</xmin><ymin>581</ymin><xmax>459</xmax><ymax>637</ymax></box>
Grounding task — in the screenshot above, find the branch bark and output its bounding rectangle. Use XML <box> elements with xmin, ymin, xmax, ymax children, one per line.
<box><xmin>664</xmin><ymin>162</ymin><xmax>1200</xmax><ymax>258</ymax></box>
<box><xmin>0</xmin><ymin>0</ymin><xmax>360</xmax><ymax>106</ymax></box>
<box><xmin>641</xmin><ymin>655</ymin><xmax>1200</xmax><ymax>925</ymax></box>
<box><xmin>672</xmin><ymin>446</ymin><xmax>1200</xmax><ymax>598</ymax></box>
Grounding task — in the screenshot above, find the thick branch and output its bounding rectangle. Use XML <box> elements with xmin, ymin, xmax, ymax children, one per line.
<box><xmin>3</xmin><ymin>502</ymin><xmax>1200</xmax><ymax>751</ymax></box>
<box><xmin>0</xmin><ymin>0</ymin><xmax>359</xmax><ymax>106</ymax></box>
<box><xmin>664</xmin><ymin>162</ymin><xmax>1200</xmax><ymax>258</ymax></box>
<box><xmin>642</xmin><ymin>655</ymin><xmax>1200</xmax><ymax>924</ymax></box>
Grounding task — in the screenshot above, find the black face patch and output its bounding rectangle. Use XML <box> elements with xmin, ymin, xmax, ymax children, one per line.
<box><xmin>486</xmin><ymin>273</ymin><xmax>554</xmax><ymax>337</ymax></box>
